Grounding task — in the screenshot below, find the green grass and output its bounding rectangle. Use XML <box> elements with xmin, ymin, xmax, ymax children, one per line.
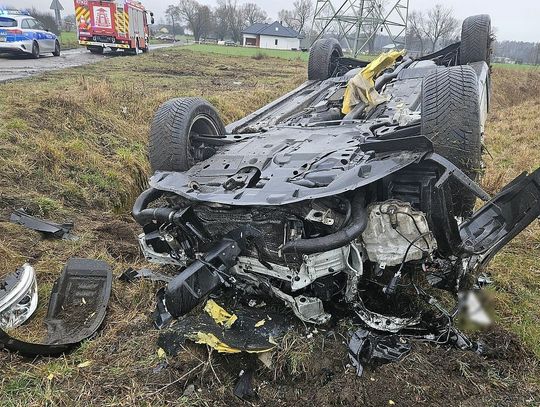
<box><xmin>59</xmin><ymin>31</ymin><xmax>78</xmax><ymax>50</ymax></box>
<box><xmin>184</xmin><ymin>43</ymin><xmax>310</xmax><ymax>61</ymax></box>
<box><xmin>184</xmin><ymin>43</ymin><xmax>379</xmax><ymax>63</ymax></box>
<box><xmin>492</xmin><ymin>62</ymin><xmax>539</xmax><ymax>71</ymax></box>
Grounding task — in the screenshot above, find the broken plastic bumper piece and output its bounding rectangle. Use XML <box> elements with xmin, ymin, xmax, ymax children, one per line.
<box><xmin>10</xmin><ymin>209</ymin><xmax>77</xmax><ymax>240</ymax></box>
<box><xmin>0</xmin><ymin>264</ymin><xmax>38</xmax><ymax>330</ymax></box>
<box><xmin>0</xmin><ymin>258</ymin><xmax>112</xmax><ymax>357</ymax></box>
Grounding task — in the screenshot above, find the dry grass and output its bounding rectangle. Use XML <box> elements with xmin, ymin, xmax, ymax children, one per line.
<box><xmin>481</xmin><ymin>67</ymin><xmax>540</xmax><ymax>358</ymax></box>
<box><xmin>0</xmin><ymin>51</ymin><xmax>539</xmax><ymax>405</ymax></box>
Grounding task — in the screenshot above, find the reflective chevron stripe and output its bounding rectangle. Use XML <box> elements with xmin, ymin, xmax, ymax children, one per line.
<box><xmin>115</xmin><ymin>10</ymin><xmax>129</xmax><ymax>34</ymax></box>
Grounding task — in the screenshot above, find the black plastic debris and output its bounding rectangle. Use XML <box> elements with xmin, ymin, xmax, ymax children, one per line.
<box><xmin>348</xmin><ymin>328</ymin><xmax>411</xmax><ymax>376</ymax></box>
<box><xmin>234</xmin><ymin>367</ymin><xmax>258</xmax><ymax>401</ymax></box>
<box><xmin>10</xmin><ymin>209</ymin><xmax>77</xmax><ymax>240</ymax></box>
<box><xmin>157</xmin><ymin>299</ymin><xmax>291</xmax><ymax>357</ymax></box>
<box><xmin>0</xmin><ymin>258</ymin><xmax>112</xmax><ymax>357</ymax></box>
<box><xmin>152</xmin><ymin>288</ymin><xmax>174</xmax><ymax>330</ymax></box>
<box><xmin>119</xmin><ymin>267</ymin><xmax>172</xmax><ymax>284</ymax></box>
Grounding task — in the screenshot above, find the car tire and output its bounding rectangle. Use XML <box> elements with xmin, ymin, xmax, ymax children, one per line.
<box><xmin>88</xmin><ymin>46</ymin><xmax>104</xmax><ymax>54</ymax></box>
<box><xmin>460</xmin><ymin>14</ymin><xmax>492</xmax><ymax>65</ymax></box>
<box><xmin>31</xmin><ymin>41</ymin><xmax>40</xmax><ymax>59</ymax></box>
<box><xmin>308</xmin><ymin>38</ymin><xmax>343</xmax><ymax>80</ymax></box>
<box><xmin>52</xmin><ymin>40</ymin><xmax>61</xmax><ymax>57</ymax></box>
<box><xmin>421</xmin><ymin>65</ymin><xmax>482</xmax><ymax>217</ymax></box>
<box><xmin>149</xmin><ymin>98</ymin><xmax>226</xmax><ymax>172</ymax></box>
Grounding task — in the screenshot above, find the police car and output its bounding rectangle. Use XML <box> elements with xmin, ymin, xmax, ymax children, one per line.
<box><xmin>0</xmin><ymin>10</ymin><xmax>60</xmax><ymax>58</ymax></box>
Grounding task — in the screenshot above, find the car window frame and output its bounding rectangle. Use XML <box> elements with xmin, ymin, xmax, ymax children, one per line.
<box><xmin>0</xmin><ymin>17</ymin><xmax>18</xmax><ymax>28</ymax></box>
<box><xmin>32</xmin><ymin>19</ymin><xmax>46</xmax><ymax>31</ymax></box>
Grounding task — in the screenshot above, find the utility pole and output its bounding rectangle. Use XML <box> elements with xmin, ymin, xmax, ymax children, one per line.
<box><xmin>311</xmin><ymin>0</ymin><xmax>409</xmax><ymax>56</ymax></box>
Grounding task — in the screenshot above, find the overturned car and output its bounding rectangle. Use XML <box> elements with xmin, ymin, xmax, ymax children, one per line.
<box><xmin>133</xmin><ymin>15</ymin><xmax>539</xmax><ymax>346</ymax></box>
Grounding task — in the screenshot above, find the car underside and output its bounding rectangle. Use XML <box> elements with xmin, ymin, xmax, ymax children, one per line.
<box><xmin>132</xmin><ymin>15</ymin><xmax>540</xmax><ymax>351</ymax></box>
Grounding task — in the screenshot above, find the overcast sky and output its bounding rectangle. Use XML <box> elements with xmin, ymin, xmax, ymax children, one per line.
<box><xmin>6</xmin><ymin>0</ymin><xmax>539</xmax><ymax>42</ymax></box>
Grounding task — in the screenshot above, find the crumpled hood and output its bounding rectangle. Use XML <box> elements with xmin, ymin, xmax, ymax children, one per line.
<box><xmin>150</xmin><ymin>126</ymin><xmax>425</xmax><ymax>206</ymax></box>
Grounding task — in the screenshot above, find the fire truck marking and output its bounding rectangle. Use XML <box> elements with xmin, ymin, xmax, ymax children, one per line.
<box><xmin>75</xmin><ymin>6</ymin><xmax>90</xmax><ymax>31</ymax></box>
<box><xmin>115</xmin><ymin>11</ymin><xmax>128</xmax><ymax>34</ymax></box>
<box><xmin>93</xmin><ymin>6</ymin><xmax>112</xmax><ymax>29</ymax></box>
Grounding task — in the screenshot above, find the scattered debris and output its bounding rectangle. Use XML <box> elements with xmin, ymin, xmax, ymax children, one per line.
<box><xmin>0</xmin><ymin>258</ymin><xmax>112</xmax><ymax>357</ymax></box>
<box><xmin>234</xmin><ymin>368</ymin><xmax>257</xmax><ymax>401</ymax></box>
<box><xmin>119</xmin><ymin>267</ymin><xmax>172</xmax><ymax>283</ymax></box>
<box><xmin>157</xmin><ymin>299</ymin><xmax>291</xmax><ymax>356</ymax></box>
<box><xmin>348</xmin><ymin>328</ymin><xmax>411</xmax><ymax>376</ymax></box>
<box><xmin>10</xmin><ymin>209</ymin><xmax>77</xmax><ymax>240</ymax></box>
<box><xmin>152</xmin><ymin>288</ymin><xmax>173</xmax><ymax>330</ymax></box>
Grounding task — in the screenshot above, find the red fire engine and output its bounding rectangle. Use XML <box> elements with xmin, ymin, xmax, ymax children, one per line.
<box><xmin>74</xmin><ymin>0</ymin><xmax>154</xmax><ymax>54</ymax></box>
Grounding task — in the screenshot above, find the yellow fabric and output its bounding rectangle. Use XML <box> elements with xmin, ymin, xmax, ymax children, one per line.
<box><xmin>342</xmin><ymin>50</ymin><xmax>406</xmax><ymax>114</ymax></box>
<box><xmin>204</xmin><ymin>299</ymin><xmax>238</xmax><ymax>328</ymax></box>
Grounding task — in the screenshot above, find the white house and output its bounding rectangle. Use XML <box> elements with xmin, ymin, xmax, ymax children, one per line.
<box><xmin>242</xmin><ymin>21</ymin><xmax>301</xmax><ymax>50</ymax></box>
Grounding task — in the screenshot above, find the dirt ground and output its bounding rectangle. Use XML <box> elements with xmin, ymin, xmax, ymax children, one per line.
<box><xmin>0</xmin><ymin>48</ymin><xmax>539</xmax><ymax>406</ymax></box>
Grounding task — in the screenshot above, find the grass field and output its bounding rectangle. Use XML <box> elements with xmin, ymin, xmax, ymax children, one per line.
<box><xmin>59</xmin><ymin>31</ymin><xmax>78</xmax><ymax>50</ymax></box>
<box><xmin>185</xmin><ymin>43</ymin><xmax>311</xmax><ymax>61</ymax></box>
<box><xmin>492</xmin><ymin>62</ymin><xmax>539</xmax><ymax>71</ymax></box>
<box><xmin>0</xmin><ymin>48</ymin><xmax>539</xmax><ymax>406</ymax></box>
<box><xmin>185</xmin><ymin>43</ymin><xmax>378</xmax><ymax>62</ymax></box>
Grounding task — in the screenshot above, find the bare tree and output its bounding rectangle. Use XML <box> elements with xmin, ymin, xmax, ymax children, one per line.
<box><xmin>291</xmin><ymin>0</ymin><xmax>312</xmax><ymax>34</ymax></box>
<box><xmin>278</xmin><ymin>9</ymin><xmax>295</xmax><ymax>28</ymax></box>
<box><xmin>222</xmin><ymin>0</ymin><xmax>249</xmax><ymax>43</ymax></box>
<box><xmin>177</xmin><ymin>0</ymin><xmax>212</xmax><ymax>42</ymax></box>
<box><xmin>30</xmin><ymin>8</ymin><xmax>59</xmax><ymax>34</ymax></box>
<box><xmin>214</xmin><ymin>0</ymin><xmax>229</xmax><ymax>40</ymax></box>
<box><xmin>407</xmin><ymin>10</ymin><xmax>425</xmax><ymax>54</ymax></box>
<box><xmin>423</xmin><ymin>4</ymin><xmax>458</xmax><ymax>52</ymax></box>
<box><xmin>278</xmin><ymin>0</ymin><xmax>313</xmax><ymax>34</ymax></box>
<box><xmin>165</xmin><ymin>5</ymin><xmax>180</xmax><ymax>38</ymax></box>
<box><xmin>242</xmin><ymin>3</ymin><xmax>267</xmax><ymax>26</ymax></box>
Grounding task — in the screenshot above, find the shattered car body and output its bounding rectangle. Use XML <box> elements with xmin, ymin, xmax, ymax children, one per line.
<box><xmin>133</xmin><ymin>15</ymin><xmax>539</xmax><ymax>360</ymax></box>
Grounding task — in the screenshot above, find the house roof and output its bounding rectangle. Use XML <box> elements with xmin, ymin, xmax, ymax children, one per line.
<box><xmin>242</xmin><ymin>21</ymin><xmax>301</xmax><ymax>38</ymax></box>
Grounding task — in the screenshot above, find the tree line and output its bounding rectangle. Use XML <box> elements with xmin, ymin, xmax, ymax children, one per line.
<box><xmin>165</xmin><ymin>0</ymin><xmax>314</xmax><ymax>43</ymax></box>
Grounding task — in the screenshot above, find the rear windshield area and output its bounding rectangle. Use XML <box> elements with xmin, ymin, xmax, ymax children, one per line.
<box><xmin>0</xmin><ymin>17</ymin><xmax>18</xmax><ymax>28</ymax></box>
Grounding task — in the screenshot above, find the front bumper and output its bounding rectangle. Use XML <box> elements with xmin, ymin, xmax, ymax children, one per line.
<box><xmin>0</xmin><ymin>40</ymin><xmax>33</xmax><ymax>54</ymax></box>
<box><xmin>79</xmin><ymin>40</ymin><xmax>130</xmax><ymax>49</ymax></box>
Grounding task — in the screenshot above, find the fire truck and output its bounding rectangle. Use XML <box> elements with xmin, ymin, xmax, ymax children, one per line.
<box><xmin>74</xmin><ymin>0</ymin><xmax>154</xmax><ymax>54</ymax></box>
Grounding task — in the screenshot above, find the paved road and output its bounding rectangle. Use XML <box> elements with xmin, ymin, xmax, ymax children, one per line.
<box><xmin>0</xmin><ymin>43</ymin><xmax>178</xmax><ymax>82</ymax></box>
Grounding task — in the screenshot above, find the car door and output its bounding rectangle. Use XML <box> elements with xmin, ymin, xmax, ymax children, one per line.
<box><xmin>23</xmin><ymin>18</ymin><xmax>55</xmax><ymax>52</ymax></box>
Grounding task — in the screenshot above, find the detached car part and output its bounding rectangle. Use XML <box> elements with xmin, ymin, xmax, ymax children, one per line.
<box><xmin>0</xmin><ymin>264</ymin><xmax>38</xmax><ymax>330</ymax></box>
<box><xmin>10</xmin><ymin>209</ymin><xmax>76</xmax><ymax>240</ymax></box>
<box><xmin>0</xmin><ymin>258</ymin><xmax>112</xmax><ymax>357</ymax></box>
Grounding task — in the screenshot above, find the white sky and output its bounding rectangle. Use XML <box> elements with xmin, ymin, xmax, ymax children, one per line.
<box><xmin>6</xmin><ymin>0</ymin><xmax>539</xmax><ymax>42</ymax></box>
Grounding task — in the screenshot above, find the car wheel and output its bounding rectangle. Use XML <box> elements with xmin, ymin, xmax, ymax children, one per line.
<box><xmin>52</xmin><ymin>40</ymin><xmax>61</xmax><ymax>57</ymax></box>
<box><xmin>421</xmin><ymin>65</ymin><xmax>482</xmax><ymax>217</ymax></box>
<box><xmin>149</xmin><ymin>98</ymin><xmax>226</xmax><ymax>172</ymax></box>
<box><xmin>308</xmin><ymin>38</ymin><xmax>343</xmax><ymax>81</ymax></box>
<box><xmin>460</xmin><ymin>14</ymin><xmax>492</xmax><ymax>65</ymax></box>
<box><xmin>31</xmin><ymin>41</ymin><xmax>40</xmax><ymax>59</ymax></box>
<box><xmin>88</xmin><ymin>46</ymin><xmax>104</xmax><ymax>54</ymax></box>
